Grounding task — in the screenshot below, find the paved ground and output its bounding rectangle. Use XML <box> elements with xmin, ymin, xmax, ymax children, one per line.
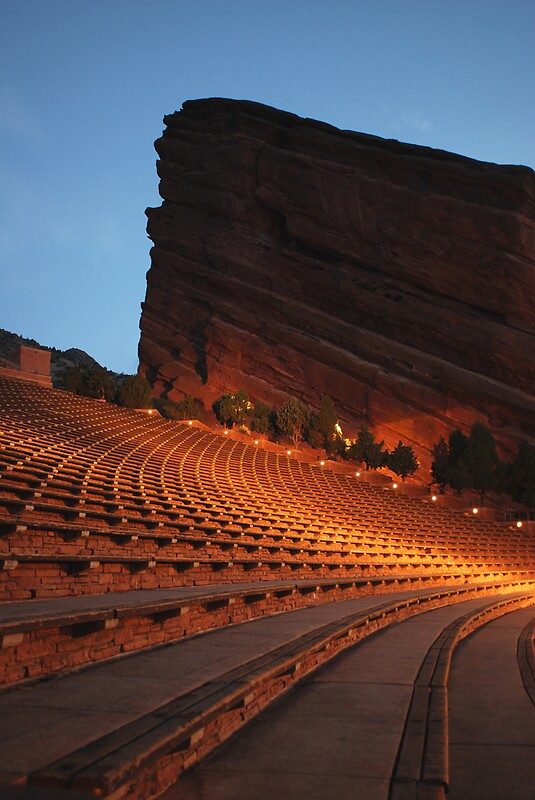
<box><xmin>161</xmin><ymin>598</ymin><xmax>495</xmax><ymax>800</ymax></box>
<box><xmin>448</xmin><ymin>606</ymin><xmax>535</xmax><ymax>800</ymax></box>
<box><xmin>1</xmin><ymin>591</ymin><xmax>532</xmax><ymax>799</ymax></box>
<box><xmin>0</xmin><ymin>589</ymin><xmax>431</xmax><ymax>777</ymax></box>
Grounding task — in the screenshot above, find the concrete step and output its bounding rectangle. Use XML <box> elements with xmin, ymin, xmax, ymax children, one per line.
<box><xmin>161</xmin><ymin>592</ymin><xmax>535</xmax><ymax>800</ymax></box>
<box><xmin>1</xmin><ymin>586</ymin><xmax>533</xmax><ymax>799</ymax></box>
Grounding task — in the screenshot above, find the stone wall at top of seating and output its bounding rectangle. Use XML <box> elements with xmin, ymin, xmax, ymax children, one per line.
<box><xmin>139</xmin><ymin>98</ymin><xmax>535</xmax><ymax>468</ymax></box>
<box><xmin>0</xmin><ymin>346</ymin><xmax>52</xmax><ymax>388</ymax></box>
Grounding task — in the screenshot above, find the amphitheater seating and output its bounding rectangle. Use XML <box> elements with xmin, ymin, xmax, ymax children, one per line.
<box><xmin>0</xmin><ymin>375</ymin><xmax>534</xmax><ymax>799</ymax></box>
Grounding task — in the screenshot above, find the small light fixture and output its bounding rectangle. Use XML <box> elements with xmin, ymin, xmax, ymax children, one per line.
<box><xmin>224</xmin><ymin>430</ymin><xmax>229</xmax><ymax>435</ymax></box>
<box><xmin>431</xmin><ymin>495</ymin><xmax>437</xmax><ymax>501</ymax></box>
<box><xmin>254</xmin><ymin>439</ymin><xmax>259</xmax><ymax>445</ymax></box>
<box><xmin>516</xmin><ymin>520</ymin><xmax>523</xmax><ymax>528</ymax></box>
<box><xmin>287</xmin><ymin>450</ymin><xmax>292</xmax><ymax>455</ymax></box>
<box><xmin>188</xmin><ymin>420</ymin><xmax>193</xmax><ymax>426</ymax></box>
<box><xmin>148</xmin><ymin>409</ymin><xmax>153</xmax><ymax>415</ymax></box>
<box><xmin>320</xmin><ymin>460</ymin><xmax>325</xmax><ymax>466</ymax></box>
<box><xmin>355</xmin><ymin>471</ymin><xmax>360</xmax><ymax>477</ymax></box>
<box><xmin>472</xmin><ymin>507</ymin><xmax>478</xmax><ymax>514</ymax></box>
<box><xmin>392</xmin><ymin>483</ymin><xmax>398</xmax><ymax>489</ymax></box>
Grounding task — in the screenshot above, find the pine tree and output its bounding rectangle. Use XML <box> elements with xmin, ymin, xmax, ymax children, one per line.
<box><xmin>350</xmin><ymin>426</ymin><xmax>388</xmax><ymax>470</ymax></box>
<box><xmin>463</xmin><ymin>422</ymin><xmax>499</xmax><ymax>501</ymax></box>
<box><xmin>430</xmin><ymin>436</ymin><xmax>449</xmax><ymax>491</ymax></box>
<box><xmin>308</xmin><ymin>396</ymin><xmax>338</xmax><ymax>453</ymax></box>
<box><xmin>446</xmin><ymin>429</ymin><xmax>470</xmax><ymax>495</ymax></box>
<box><xmin>507</xmin><ymin>440</ymin><xmax>535</xmax><ymax>507</ymax></box>
<box><xmin>386</xmin><ymin>441</ymin><xmax>419</xmax><ymax>481</ymax></box>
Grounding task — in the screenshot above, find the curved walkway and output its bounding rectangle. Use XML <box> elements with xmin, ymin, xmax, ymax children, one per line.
<box><xmin>0</xmin><ymin>589</ymin><xmax>440</xmax><ymax>785</ymax></box>
<box><xmin>448</xmin><ymin>606</ymin><xmax>535</xmax><ymax>800</ymax></box>
<box><xmin>161</xmin><ymin>597</ymin><xmax>534</xmax><ymax>800</ymax></box>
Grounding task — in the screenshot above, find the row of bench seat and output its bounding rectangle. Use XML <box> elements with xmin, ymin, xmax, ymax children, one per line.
<box><xmin>1</xmin><ymin>374</ymin><xmax>534</xmax><ymax>675</ymax></box>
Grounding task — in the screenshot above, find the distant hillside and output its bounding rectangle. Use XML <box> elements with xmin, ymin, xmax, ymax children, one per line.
<box><xmin>0</xmin><ymin>329</ymin><xmax>115</xmax><ymax>388</ymax></box>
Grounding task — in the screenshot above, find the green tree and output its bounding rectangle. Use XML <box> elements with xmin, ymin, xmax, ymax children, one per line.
<box><xmin>84</xmin><ymin>367</ymin><xmax>117</xmax><ymax>402</ymax></box>
<box><xmin>63</xmin><ymin>365</ymin><xmax>115</xmax><ymax>402</ymax></box>
<box><xmin>307</xmin><ymin>396</ymin><xmax>338</xmax><ymax>454</ymax></box>
<box><xmin>463</xmin><ymin>422</ymin><xmax>500</xmax><ymax>501</ymax></box>
<box><xmin>63</xmin><ymin>366</ymin><xmax>84</xmax><ymax>395</ymax></box>
<box><xmin>212</xmin><ymin>389</ymin><xmax>251</xmax><ymax>428</ymax></box>
<box><xmin>155</xmin><ymin>396</ymin><xmax>204</xmax><ymax>421</ymax></box>
<box><xmin>506</xmin><ymin>440</ymin><xmax>535</xmax><ymax>507</ymax></box>
<box><xmin>386</xmin><ymin>441</ymin><xmax>419</xmax><ymax>481</ymax></box>
<box><xmin>276</xmin><ymin>397</ymin><xmax>311</xmax><ymax>448</ymax></box>
<box><xmin>249</xmin><ymin>401</ymin><xmax>272</xmax><ymax>434</ymax></box>
<box><xmin>350</xmin><ymin>425</ymin><xmax>388</xmax><ymax>470</ymax></box>
<box><xmin>117</xmin><ymin>375</ymin><xmax>152</xmax><ymax>408</ymax></box>
<box><xmin>446</xmin><ymin>429</ymin><xmax>470</xmax><ymax>495</ymax></box>
<box><xmin>430</xmin><ymin>436</ymin><xmax>449</xmax><ymax>491</ymax></box>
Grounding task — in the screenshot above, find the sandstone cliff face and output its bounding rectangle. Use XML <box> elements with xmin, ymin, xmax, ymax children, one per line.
<box><xmin>139</xmin><ymin>98</ymin><xmax>535</xmax><ymax>464</ymax></box>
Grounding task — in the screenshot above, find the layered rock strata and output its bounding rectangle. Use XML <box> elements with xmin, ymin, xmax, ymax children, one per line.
<box><xmin>139</xmin><ymin>98</ymin><xmax>535</xmax><ymax>463</ymax></box>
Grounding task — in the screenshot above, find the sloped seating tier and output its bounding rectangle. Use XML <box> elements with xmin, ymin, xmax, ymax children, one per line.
<box><xmin>1</xmin><ymin>376</ymin><xmax>535</xmax><ymax>605</ymax></box>
<box><xmin>1</xmin><ymin>515</ymin><xmax>529</xmax><ymax>601</ymax></box>
<box><xmin>1</xmin><ymin>377</ymin><xmax>535</xmax><ymax>799</ymax></box>
<box><xmin>4</xmin><ymin>576</ymin><xmax>534</xmax><ymax>688</ymax></box>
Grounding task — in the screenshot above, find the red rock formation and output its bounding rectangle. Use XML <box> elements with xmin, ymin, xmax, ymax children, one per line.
<box><xmin>139</xmin><ymin>98</ymin><xmax>535</xmax><ymax>465</ymax></box>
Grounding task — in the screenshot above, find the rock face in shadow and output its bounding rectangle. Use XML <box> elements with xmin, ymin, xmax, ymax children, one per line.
<box><xmin>139</xmin><ymin>98</ymin><xmax>535</xmax><ymax>463</ymax></box>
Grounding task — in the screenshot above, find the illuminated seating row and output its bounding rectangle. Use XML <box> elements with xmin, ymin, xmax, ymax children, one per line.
<box><xmin>1</xmin><ymin>374</ymin><xmax>535</xmax><ymax>685</ymax></box>
<box><xmin>1</xmin><ymin>377</ymin><xmax>534</xmax><ymax>602</ymax></box>
<box><xmin>1</xmin><ymin>375</ymin><xmax>535</xmax><ymax>800</ymax></box>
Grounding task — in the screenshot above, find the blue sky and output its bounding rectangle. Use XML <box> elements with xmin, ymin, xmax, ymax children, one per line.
<box><xmin>1</xmin><ymin>0</ymin><xmax>534</xmax><ymax>373</ymax></box>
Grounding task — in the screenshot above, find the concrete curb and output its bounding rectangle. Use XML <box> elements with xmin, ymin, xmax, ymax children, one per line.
<box><xmin>390</xmin><ymin>591</ymin><xmax>535</xmax><ymax>799</ymax></box>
